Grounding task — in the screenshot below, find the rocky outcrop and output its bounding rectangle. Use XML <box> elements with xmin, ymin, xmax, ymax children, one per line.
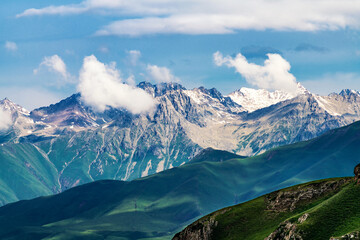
<box><xmin>265</xmin><ymin>179</ymin><xmax>350</xmax><ymax>212</ymax></box>
<box><xmin>264</xmin><ymin>214</ymin><xmax>309</xmax><ymax>240</ymax></box>
<box><xmin>355</xmin><ymin>164</ymin><xmax>360</xmax><ymax>184</ymax></box>
<box><xmin>172</xmin><ymin>218</ymin><xmax>217</xmax><ymax>240</ymax></box>
<box><xmin>172</xmin><ymin>209</ymin><xmax>229</xmax><ymax>240</ymax></box>
<box><xmin>330</xmin><ymin>231</ymin><xmax>360</xmax><ymax>240</ymax></box>
<box><xmin>265</xmin><ymin>179</ymin><xmax>352</xmax><ymax>240</ymax></box>
<box><xmin>265</xmin><ymin>221</ymin><xmax>301</xmax><ymax>240</ymax></box>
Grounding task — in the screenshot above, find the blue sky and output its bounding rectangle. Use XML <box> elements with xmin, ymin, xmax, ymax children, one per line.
<box><xmin>1</xmin><ymin>0</ymin><xmax>360</xmax><ymax>110</ymax></box>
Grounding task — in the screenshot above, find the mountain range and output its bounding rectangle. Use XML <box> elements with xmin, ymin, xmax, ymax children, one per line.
<box><xmin>1</xmin><ymin>82</ymin><xmax>360</xmax><ymax>206</ymax></box>
<box><xmin>0</xmin><ymin>117</ymin><xmax>360</xmax><ymax>239</ymax></box>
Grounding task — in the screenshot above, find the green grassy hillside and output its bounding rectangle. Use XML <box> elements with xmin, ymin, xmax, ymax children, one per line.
<box><xmin>0</xmin><ymin>121</ymin><xmax>360</xmax><ymax>239</ymax></box>
<box><xmin>174</xmin><ymin>177</ymin><xmax>360</xmax><ymax>240</ymax></box>
<box><xmin>0</xmin><ymin>143</ymin><xmax>60</xmax><ymax>205</ymax></box>
<box><xmin>187</xmin><ymin>147</ymin><xmax>245</xmax><ymax>164</ymax></box>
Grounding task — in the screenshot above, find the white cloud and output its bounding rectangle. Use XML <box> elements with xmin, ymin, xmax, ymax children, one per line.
<box><xmin>16</xmin><ymin>0</ymin><xmax>169</xmax><ymax>18</ymax></box>
<box><xmin>17</xmin><ymin>0</ymin><xmax>360</xmax><ymax>35</ymax></box>
<box><xmin>34</xmin><ymin>55</ymin><xmax>70</xmax><ymax>80</ymax></box>
<box><xmin>77</xmin><ymin>55</ymin><xmax>157</xmax><ymax>113</ymax></box>
<box><xmin>302</xmin><ymin>72</ymin><xmax>360</xmax><ymax>95</ymax></box>
<box><xmin>16</xmin><ymin>5</ymin><xmax>88</xmax><ymax>18</ymax></box>
<box><xmin>127</xmin><ymin>50</ymin><xmax>141</xmax><ymax>66</ymax></box>
<box><xmin>126</xmin><ymin>74</ymin><xmax>136</xmax><ymax>86</ymax></box>
<box><xmin>0</xmin><ymin>108</ymin><xmax>12</xmax><ymax>131</ymax></box>
<box><xmin>147</xmin><ymin>64</ymin><xmax>180</xmax><ymax>83</ymax></box>
<box><xmin>214</xmin><ymin>51</ymin><xmax>298</xmax><ymax>93</ymax></box>
<box><xmin>5</xmin><ymin>41</ymin><xmax>17</xmax><ymax>51</ymax></box>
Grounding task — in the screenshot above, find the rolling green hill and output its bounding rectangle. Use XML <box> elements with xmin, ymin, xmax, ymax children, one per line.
<box><xmin>173</xmin><ymin>177</ymin><xmax>360</xmax><ymax>240</ymax></box>
<box><xmin>1</xmin><ymin>121</ymin><xmax>360</xmax><ymax>239</ymax></box>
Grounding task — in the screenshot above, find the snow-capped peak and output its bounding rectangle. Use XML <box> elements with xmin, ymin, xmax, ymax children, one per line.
<box><xmin>0</xmin><ymin>98</ymin><xmax>30</xmax><ymax>116</ymax></box>
<box><xmin>227</xmin><ymin>83</ymin><xmax>308</xmax><ymax>112</ymax></box>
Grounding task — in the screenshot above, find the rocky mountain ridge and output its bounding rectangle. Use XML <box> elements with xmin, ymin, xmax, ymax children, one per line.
<box><xmin>1</xmin><ymin>82</ymin><xmax>360</xmax><ymax>198</ymax></box>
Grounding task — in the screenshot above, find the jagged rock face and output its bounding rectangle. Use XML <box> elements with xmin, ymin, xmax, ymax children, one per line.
<box><xmin>172</xmin><ymin>219</ymin><xmax>217</xmax><ymax>240</ymax></box>
<box><xmin>30</xmin><ymin>93</ymin><xmax>100</xmax><ymax>128</ymax></box>
<box><xmin>355</xmin><ymin>164</ymin><xmax>360</xmax><ymax>184</ymax></box>
<box><xmin>172</xmin><ymin>209</ymin><xmax>229</xmax><ymax>240</ymax></box>
<box><xmin>264</xmin><ymin>219</ymin><xmax>304</xmax><ymax>240</ymax></box>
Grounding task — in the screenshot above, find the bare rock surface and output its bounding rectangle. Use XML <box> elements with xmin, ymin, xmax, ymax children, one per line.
<box><xmin>355</xmin><ymin>164</ymin><xmax>360</xmax><ymax>184</ymax></box>
<box><xmin>172</xmin><ymin>209</ymin><xmax>229</xmax><ymax>240</ymax></box>
<box><xmin>265</xmin><ymin>179</ymin><xmax>349</xmax><ymax>212</ymax></box>
<box><xmin>330</xmin><ymin>231</ymin><xmax>360</xmax><ymax>240</ymax></box>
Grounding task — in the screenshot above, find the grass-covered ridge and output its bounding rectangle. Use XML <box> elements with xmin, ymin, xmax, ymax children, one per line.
<box><xmin>175</xmin><ymin>178</ymin><xmax>360</xmax><ymax>240</ymax></box>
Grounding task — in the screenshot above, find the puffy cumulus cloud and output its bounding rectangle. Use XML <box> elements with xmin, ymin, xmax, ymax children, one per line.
<box><xmin>5</xmin><ymin>41</ymin><xmax>17</xmax><ymax>51</ymax></box>
<box><xmin>17</xmin><ymin>0</ymin><xmax>360</xmax><ymax>35</ymax></box>
<box><xmin>34</xmin><ymin>55</ymin><xmax>71</xmax><ymax>80</ymax></box>
<box><xmin>214</xmin><ymin>51</ymin><xmax>299</xmax><ymax>93</ymax></box>
<box><xmin>127</xmin><ymin>50</ymin><xmax>141</xmax><ymax>66</ymax></box>
<box><xmin>78</xmin><ymin>55</ymin><xmax>157</xmax><ymax>113</ymax></box>
<box><xmin>147</xmin><ymin>64</ymin><xmax>180</xmax><ymax>83</ymax></box>
<box><xmin>0</xmin><ymin>108</ymin><xmax>12</xmax><ymax>131</ymax></box>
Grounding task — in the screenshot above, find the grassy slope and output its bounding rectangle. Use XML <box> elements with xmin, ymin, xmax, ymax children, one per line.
<box><xmin>188</xmin><ymin>148</ymin><xmax>245</xmax><ymax>164</ymax></box>
<box><xmin>298</xmin><ymin>182</ymin><xmax>360</xmax><ymax>239</ymax></box>
<box><xmin>187</xmin><ymin>178</ymin><xmax>360</xmax><ymax>240</ymax></box>
<box><xmin>0</xmin><ymin>121</ymin><xmax>360</xmax><ymax>239</ymax></box>
<box><xmin>0</xmin><ymin>143</ymin><xmax>60</xmax><ymax>205</ymax></box>
<box><xmin>0</xmin><ymin>125</ymin><xmax>200</xmax><ymax>206</ymax></box>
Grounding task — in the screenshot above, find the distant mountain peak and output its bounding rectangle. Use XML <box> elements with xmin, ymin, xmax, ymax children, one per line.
<box><xmin>227</xmin><ymin>83</ymin><xmax>309</xmax><ymax>112</ymax></box>
<box><xmin>0</xmin><ymin>97</ymin><xmax>30</xmax><ymax>116</ymax></box>
<box><xmin>138</xmin><ymin>81</ymin><xmax>185</xmax><ymax>97</ymax></box>
<box><xmin>339</xmin><ymin>89</ymin><xmax>360</xmax><ymax>97</ymax></box>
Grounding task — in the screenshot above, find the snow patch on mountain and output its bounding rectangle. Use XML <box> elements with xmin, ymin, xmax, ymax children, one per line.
<box><xmin>142</xmin><ymin>160</ymin><xmax>152</xmax><ymax>177</ymax></box>
<box><xmin>0</xmin><ymin>98</ymin><xmax>38</xmax><ymax>136</ymax></box>
<box><xmin>228</xmin><ymin>83</ymin><xmax>308</xmax><ymax>112</ymax></box>
<box><xmin>156</xmin><ymin>159</ymin><xmax>165</xmax><ymax>173</ymax></box>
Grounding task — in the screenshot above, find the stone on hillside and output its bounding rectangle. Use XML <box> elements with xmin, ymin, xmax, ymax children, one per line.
<box><xmin>355</xmin><ymin>163</ymin><xmax>360</xmax><ymax>184</ymax></box>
